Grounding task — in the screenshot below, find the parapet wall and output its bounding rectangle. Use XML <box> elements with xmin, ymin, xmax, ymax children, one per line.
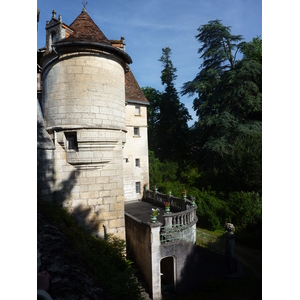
<box><xmin>125</xmin><ymin>213</ymin><xmax>153</xmax><ymax>292</ymax></box>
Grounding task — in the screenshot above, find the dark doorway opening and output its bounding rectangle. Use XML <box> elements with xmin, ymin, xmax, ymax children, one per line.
<box><xmin>161</xmin><ymin>256</ymin><xmax>175</xmax><ymax>296</ymax></box>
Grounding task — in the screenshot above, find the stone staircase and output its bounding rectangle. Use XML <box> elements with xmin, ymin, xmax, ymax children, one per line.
<box><xmin>130</xmin><ymin>259</ymin><xmax>152</xmax><ymax>300</ymax></box>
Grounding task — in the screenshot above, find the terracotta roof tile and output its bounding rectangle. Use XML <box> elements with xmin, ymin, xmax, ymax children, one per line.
<box><xmin>57</xmin><ymin>10</ymin><xmax>111</xmax><ymax>45</ymax></box>
<box><xmin>125</xmin><ymin>67</ymin><xmax>149</xmax><ymax>104</ymax></box>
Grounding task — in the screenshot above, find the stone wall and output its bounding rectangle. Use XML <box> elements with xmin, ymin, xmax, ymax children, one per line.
<box><xmin>42</xmin><ymin>53</ymin><xmax>125</xmax><ymax>129</ymax></box>
<box><xmin>123</xmin><ymin>104</ymin><xmax>149</xmax><ymax>201</ymax></box>
<box><xmin>125</xmin><ymin>211</ymin><xmax>225</xmax><ymax>299</ymax></box>
<box><xmin>50</xmin><ymin>134</ymin><xmax>125</xmax><ymax>239</ymax></box>
<box><xmin>39</xmin><ymin>51</ymin><xmax>127</xmax><ymax>239</ymax></box>
<box><xmin>125</xmin><ymin>214</ymin><xmax>153</xmax><ymax>293</ymax></box>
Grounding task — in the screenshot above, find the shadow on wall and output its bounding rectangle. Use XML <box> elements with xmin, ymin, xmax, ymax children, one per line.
<box><xmin>176</xmin><ymin>245</ymin><xmax>226</xmax><ymax>295</ymax></box>
<box><xmin>37</xmin><ymin>105</ymin><xmax>104</xmax><ymax>235</ymax></box>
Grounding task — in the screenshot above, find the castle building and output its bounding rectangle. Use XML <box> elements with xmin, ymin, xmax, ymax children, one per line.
<box><xmin>37</xmin><ymin>8</ymin><xmax>149</xmax><ymax>240</ymax></box>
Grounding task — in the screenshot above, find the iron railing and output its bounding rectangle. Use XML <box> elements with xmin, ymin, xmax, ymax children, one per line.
<box><xmin>160</xmin><ymin>225</ymin><xmax>225</xmax><ymax>254</ymax></box>
<box><xmin>160</xmin><ymin>224</ymin><xmax>196</xmax><ymax>244</ymax></box>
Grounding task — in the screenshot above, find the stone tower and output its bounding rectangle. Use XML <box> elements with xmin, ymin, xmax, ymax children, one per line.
<box><xmin>38</xmin><ymin>8</ymin><xmax>148</xmax><ymax>240</ymax></box>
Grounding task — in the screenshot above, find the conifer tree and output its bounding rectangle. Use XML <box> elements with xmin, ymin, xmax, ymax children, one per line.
<box><xmin>158</xmin><ymin>47</ymin><xmax>191</xmax><ymax>161</ymax></box>
<box><xmin>141</xmin><ymin>86</ymin><xmax>162</xmax><ymax>153</ymax></box>
<box><xmin>182</xmin><ymin>21</ymin><xmax>262</xmax><ymax>193</ymax></box>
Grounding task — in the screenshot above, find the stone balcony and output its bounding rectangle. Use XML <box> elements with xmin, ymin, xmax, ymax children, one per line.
<box><xmin>124</xmin><ymin>189</ymin><xmax>198</xmax><ymax>300</ymax></box>
<box><xmin>125</xmin><ymin>189</ymin><xmax>198</xmax><ymax>244</ymax></box>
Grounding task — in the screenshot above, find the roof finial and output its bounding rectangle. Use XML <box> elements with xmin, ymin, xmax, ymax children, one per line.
<box><xmin>82</xmin><ymin>0</ymin><xmax>88</xmax><ymax>12</ymax></box>
<box><xmin>52</xmin><ymin>10</ymin><xmax>56</xmax><ymax>19</ymax></box>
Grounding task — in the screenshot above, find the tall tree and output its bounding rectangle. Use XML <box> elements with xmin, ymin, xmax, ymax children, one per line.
<box><xmin>158</xmin><ymin>47</ymin><xmax>191</xmax><ymax>161</ymax></box>
<box><xmin>141</xmin><ymin>86</ymin><xmax>162</xmax><ymax>152</ymax></box>
<box><xmin>182</xmin><ymin>21</ymin><xmax>262</xmax><ymax>193</ymax></box>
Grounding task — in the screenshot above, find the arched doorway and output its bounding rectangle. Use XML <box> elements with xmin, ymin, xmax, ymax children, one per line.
<box><xmin>160</xmin><ymin>256</ymin><xmax>175</xmax><ymax>296</ymax></box>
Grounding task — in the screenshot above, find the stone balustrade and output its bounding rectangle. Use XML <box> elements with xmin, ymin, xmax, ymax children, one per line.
<box><xmin>143</xmin><ymin>189</ymin><xmax>198</xmax><ymax>244</ymax></box>
<box><xmin>144</xmin><ymin>189</ymin><xmax>193</xmax><ymax>212</ymax></box>
<box><xmin>169</xmin><ymin>207</ymin><xmax>197</xmax><ymax>226</ymax></box>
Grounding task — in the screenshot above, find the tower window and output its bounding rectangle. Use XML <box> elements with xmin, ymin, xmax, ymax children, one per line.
<box><xmin>135</xmin><ymin>158</ymin><xmax>140</xmax><ymax>167</ymax></box>
<box><xmin>136</xmin><ymin>182</ymin><xmax>141</xmax><ymax>194</ymax></box>
<box><xmin>65</xmin><ymin>132</ymin><xmax>78</xmax><ymax>151</ymax></box>
<box><xmin>134</xmin><ymin>127</ymin><xmax>139</xmax><ymax>136</ymax></box>
<box><xmin>135</xmin><ymin>106</ymin><xmax>141</xmax><ymax>116</ymax></box>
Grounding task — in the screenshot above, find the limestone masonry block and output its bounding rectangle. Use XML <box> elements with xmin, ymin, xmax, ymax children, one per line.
<box><xmin>66</xmin><ymin>65</ymin><xmax>83</xmax><ymax>74</ymax></box>
<box><xmin>80</xmin><ymin>191</ymin><xmax>95</xmax><ymax>199</ymax></box>
<box><xmin>82</xmin><ymin>66</ymin><xmax>99</xmax><ymax>75</ymax></box>
<box><xmin>99</xmin><ymin>211</ymin><xmax>118</xmax><ymax>220</ymax></box>
<box><xmin>110</xmin><ymin>202</ymin><xmax>124</xmax><ymax>211</ymax></box>
<box><xmin>96</xmin><ymin>177</ymin><xmax>109</xmax><ymax>184</ymax></box>
<box><xmin>99</xmin><ymin>190</ymin><xmax>111</xmax><ymax>197</ymax></box>
<box><xmin>71</xmin><ymin>199</ymin><xmax>87</xmax><ymax>207</ymax></box>
<box><xmin>88</xmin><ymin>184</ymin><xmax>102</xmax><ymax>192</ymax></box>
<box><xmin>87</xmin><ymin>198</ymin><xmax>103</xmax><ymax>206</ymax></box>
<box><xmin>109</xmin><ymin>218</ymin><xmax>125</xmax><ymax>229</ymax></box>
<box><xmin>103</xmin><ymin>196</ymin><xmax>116</xmax><ymax>204</ymax></box>
<box><xmin>86</xmin><ymin>169</ymin><xmax>101</xmax><ymax>178</ymax></box>
<box><xmin>117</xmin><ymin>195</ymin><xmax>124</xmax><ymax>202</ymax></box>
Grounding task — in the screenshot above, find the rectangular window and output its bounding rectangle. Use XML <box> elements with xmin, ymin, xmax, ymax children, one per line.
<box><xmin>65</xmin><ymin>132</ymin><xmax>78</xmax><ymax>151</ymax></box>
<box><xmin>136</xmin><ymin>182</ymin><xmax>141</xmax><ymax>194</ymax></box>
<box><xmin>134</xmin><ymin>127</ymin><xmax>139</xmax><ymax>136</ymax></box>
<box><xmin>135</xmin><ymin>158</ymin><xmax>140</xmax><ymax>167</ymax></box>
<box><xmin>135</xmin><ymin>106</ymin><xmax>141</xmax><ymax>116</ymax></box>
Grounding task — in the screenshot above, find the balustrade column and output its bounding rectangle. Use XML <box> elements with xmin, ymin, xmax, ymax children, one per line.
<box><xmin>163</xmin><ymin>214</ymin><xmax>173</xmax><ymax>230</ymax></box>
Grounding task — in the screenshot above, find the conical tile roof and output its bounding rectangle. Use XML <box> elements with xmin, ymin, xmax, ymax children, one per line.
<box><xmin>57</xmin><ymin>9</ymin><xmax>111</xmax><ymax>45</ymax></box>
<box><xmin>54</xmin><ymin>9</ymin><xmax>132</xmax><ymax>64</ymax></box>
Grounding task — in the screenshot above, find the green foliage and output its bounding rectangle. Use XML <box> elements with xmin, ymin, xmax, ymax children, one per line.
<box><xmin>148</xmin><ymin>151</ymin><xmax>262</xmax><ymax>239</ymax></box>
<box><xmin>241</xmin><ymin>36</ymin><xmax>262</xmax><ymax>65</ymax></box>
<box><xmin>38</xmin><ymin>199</ymin><xmax>141</xmax><ymax>300</ymax></box>
<box><xmin>227</xmin><ymin>191</ymin><xmax>262</xmax><ymax>229</ymax></box>
<box><xmin>146</xmin><ymin>47</ymin><xmax>191</xmax><ymax>161</ymax></box>
<box><xmin>141</xmin><ymin>87</ymin><xmax>162</xmax><ymax>152</ymax></box>
<box><xmin>148</xmin><ymin>150</ymin><xmax>163</xmax><ymax>186</ymax></box>
<box><xmin>146</xmin><ymin>21</ymin><xmax>262</xmax><ymax>246</ymax></box>
<box><xmin>195</xmin><ymin>188</ymin><xmax>233</xmax><ymax>231</ymax></box>
<box><xmin>181</xmin><ymin>20</ymin><xmax>262</xmax><ymax>194</ymax></box>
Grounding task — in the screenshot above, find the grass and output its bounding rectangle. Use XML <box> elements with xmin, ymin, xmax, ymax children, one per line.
<box><xmin>38</xmin><ymin>199</ymin><xmax>142</xmax><ymax>300</ymax></box>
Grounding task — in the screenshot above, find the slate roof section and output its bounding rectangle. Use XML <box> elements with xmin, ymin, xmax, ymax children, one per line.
<box><xmin>57</xmin><ymin>9</ymin><xmax>111</xmax><ymax>45</ymax></box>
<box><xmin>125</xmin><ymin>67</ymin><xmax>149</xmax><ymax>105</ymax></box>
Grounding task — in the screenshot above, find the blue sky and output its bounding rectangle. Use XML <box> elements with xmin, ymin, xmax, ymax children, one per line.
<box><xmin>37</xmin><ymin>0</ymin><xmax>262</xmax><ymax>126</ymax></box>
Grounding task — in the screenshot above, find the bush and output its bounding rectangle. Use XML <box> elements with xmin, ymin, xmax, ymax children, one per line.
<box><xmin>227</xmin><ymin>191</ymin><xmax>262</xmax><ymax>229</ymax></box>
<box><xmin>148</xmin><ymin>151</ymin><xmax>262</xmax><ymax>244</ymax></box>
<box><xmin>196</xmin><ymin>188</ymin><xmax>233</xmax><ymax>231</ymax></box>
<box><xmin>38</xmin><ymin>199</ymin><xmax>141</xmax><ymax>300</ymax></box>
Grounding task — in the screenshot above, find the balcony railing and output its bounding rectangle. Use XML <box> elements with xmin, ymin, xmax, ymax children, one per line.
<box><xmin>144</xmin><ymin>189</ymin><xmax>198</xmax><ymax>245</ymax></box>
<box><xmin>144</xmin><ymin>189</ymin><xmax>194</xmax><ymax>212</ymax></box>
<box><xmin>160</xmin><ymin>224</ymin><xmax>196</xmax><ymax>244</ymax></box>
